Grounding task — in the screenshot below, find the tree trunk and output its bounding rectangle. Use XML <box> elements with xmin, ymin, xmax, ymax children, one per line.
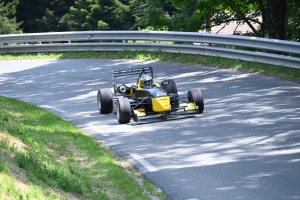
<box><xmin>264</xmin><ymin>0</ymin><xmax>288</xmax><ymax>40</ymax></box>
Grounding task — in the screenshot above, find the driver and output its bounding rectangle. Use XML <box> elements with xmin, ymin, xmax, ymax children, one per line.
<box><xmin>140</xmin><ymin>74</ymin><xmax>153</xmax><ymax>87</ymax></box>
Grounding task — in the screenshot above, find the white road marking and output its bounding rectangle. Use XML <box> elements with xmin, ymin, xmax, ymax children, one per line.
<box><xmin>40</xmin><ymin>105</ymin><xmax>66</xmax><ymax>113</ymax></box>
<box><xmin>129</xmin><ymin>153</ymin><xmax>157</xmax><ymax>172</ymax></box>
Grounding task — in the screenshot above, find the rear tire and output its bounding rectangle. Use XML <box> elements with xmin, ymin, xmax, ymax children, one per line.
<box><xmin>188</xmin><ymin>88</ymin><xmax>204</xmax><ymax>114</ymax></box>
<box><xmin>161</xmin><ymin>79</ymin><xmax>177</xmax><ymax>94</ymax></box>
<box><xmin>161</xmin><ymin>79</ymin><xmax>179</xmax><ymax>109</ymax></box>
<box><xmin>97</xmin><ymin>88</ymin><xmax>113</xmax><ymax>114</ymax></box>
<box><xmin>116</xmin><ymin>98</ymin><xmax>131</xmax><ymax>124</ymax></box>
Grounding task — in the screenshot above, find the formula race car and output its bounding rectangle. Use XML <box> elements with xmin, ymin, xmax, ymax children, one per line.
<box><xmin>97</xmin><ymin>67</ymin><xmax>204</xmax><ymax>124</ymax></box>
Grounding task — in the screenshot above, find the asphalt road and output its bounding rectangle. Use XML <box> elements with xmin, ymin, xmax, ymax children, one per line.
<box><xmin>1</xmin><ymin>59</ymin><xmax>300</xmax><ymax>200</ymax></box>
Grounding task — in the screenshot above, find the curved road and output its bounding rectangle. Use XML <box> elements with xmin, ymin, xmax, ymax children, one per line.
<box><xmin>1</xmin><ymin>59</ymin><xmax>300</xmax><ymax>200</ymax></box>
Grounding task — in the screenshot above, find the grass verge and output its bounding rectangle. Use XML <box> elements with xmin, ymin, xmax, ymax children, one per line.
<box><xmin>0</xmin><ymin>50</ymin><xmax>299</xmax><ymax>82</ymax></box>
<box><xmin>0</xmin><ymin>96</ymin><xmax>169</xmax><ymax>200</ymax></box>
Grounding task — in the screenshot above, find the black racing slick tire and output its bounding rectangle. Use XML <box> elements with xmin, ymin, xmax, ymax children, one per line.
<box><xmin>97</xmin><ymin>88</ymin><xmax>113</xmax><ymax>114</ymax></box>
<box><xmin>161</xmin><ymin>79</ymin><xmax>178</xmax><ymax>94</ymax></box>
<box><xmin>188</xmin><ymin>88</ymin><xmax>204</xmax><ymax>114</ymax></box>
<box><xmin>161</xmin><ymin>79</ymin><xmax>179</xmax><ymax>109</ymax></box>
<box><xmin>116</xmin><ymin>98</ymin><xmax>131</xmax><ymax>124</ymax></box>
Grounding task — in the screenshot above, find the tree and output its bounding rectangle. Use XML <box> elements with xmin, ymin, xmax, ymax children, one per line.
<box><xmin>168</xmin><ymin>0</ymin><xmax>264</xmax><ymax>35</ymax></box>
<box><xmin>135</xmin><ymin>0</ymin><xmax>177</xmax><ymax>30</ymax></box>
<box><xmin>60</xmin><ymin>0</ymin><xmax>133</xmax><ymax>31</ymax></box>
<box><xmin>140</xmin><ymin>0</ymin><xmax>298</xmax><ymax>40</ymax></box>
<box><xmin>120</xmin><ymin>0</ymin><xmax>137</xmax><ymax>30</ymax></box>
<box><xmin>16</xmin><ymin>0</ymin><xmax>74</xmax><ymax>33</ymax></box>
<box><xmin>0</xmin><ymin>0</ymin><xmax>22</xmax><ymax>34</ymax></box>
<box><xmin>264</xmin><ymin>0</ymin><xmax>288</xmax><ymax>40</ymax></box>
<box><xmin>287</xmin><ymin>0</ymin><xmax>300</xmax><ymax>41</ymax></box>
<box><xmin>38</xmin><ymin>0</ymin><xmax>75</xmax><ymax>32</ymax></box>
<box><xmin>137</xmin><ymin>0</ymin><xmax>265</xmax><ymax>33</ymax></box>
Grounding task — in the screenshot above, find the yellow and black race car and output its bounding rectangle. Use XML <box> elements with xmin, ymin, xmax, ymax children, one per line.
<box><xmin>97</xmin><ymin>67</ymin><xmax>204</xmax><ymax>124</ymax></box>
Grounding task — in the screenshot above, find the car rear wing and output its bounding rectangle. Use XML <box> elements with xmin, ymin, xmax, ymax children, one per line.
<box><xmin>112</xmin><ymin>67</ymin><xmax>153</xmax><ymax>78</ymax></box>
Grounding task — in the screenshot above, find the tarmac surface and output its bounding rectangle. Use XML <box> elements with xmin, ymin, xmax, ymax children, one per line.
<box><xmin>1</xmin><ymin>59</ymin><xmax>300</xmax><ymax>200</ymax></box>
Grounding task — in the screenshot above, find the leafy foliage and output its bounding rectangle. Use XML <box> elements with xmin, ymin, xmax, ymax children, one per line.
<box><xmin>2</xmin><ymin>0</ymin><xmax>299</xmax><ymax>41</ymax></box>
<box><xmin>137</xmin><ymin>0</ymin><xmax>265</xmax><ymax>34</ymax></box>
<box><xmin>0</xmin><ymin>0</ymin><xmax>22</xmax><ymax>34</ymax></box>
<box><xmin>135</xmin><ymin>0</ymin><xmax>177</xmax><ymax>30</ymax></box>
<box><xmin>137</xmin><ymin>0</ymin><xmax>299</xmax><ymax>40</ymax></box>
<box><xmin>59</xmin><ymin>0</ymin><xmax>134</xmax><ymax>31</ymax></box>
<box><xmin>16</xmin><ymin>0</ymin><xmax>73</xmax><ymax>33</ymax></box>
<box><xmin>288</xmin><ymin>0</ymin><xmax>300</xmax><ymax>41</ymax></box>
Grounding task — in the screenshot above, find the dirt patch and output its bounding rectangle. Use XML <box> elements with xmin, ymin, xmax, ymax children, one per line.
<box><xmin>0</xmin><ymin>132</ymin><xmax>28</xmax><ymax>152</ymax></box>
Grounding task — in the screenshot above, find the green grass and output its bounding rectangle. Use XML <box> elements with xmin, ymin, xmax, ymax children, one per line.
<box><xmin>0</xmin><ymin>50</ymin><xmax>299</xmax><ymax>82</ymax></box>
<box><xmin>0</xmin><ymin>96</ymin><xmax>169</xmax><ymax>200</ymax></box>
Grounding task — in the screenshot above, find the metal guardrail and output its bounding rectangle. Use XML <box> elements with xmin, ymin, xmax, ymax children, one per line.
<box><xmin>1</xmin><ymin>31</ymin><xmax>300</xmax><ymax>69</ymax></box>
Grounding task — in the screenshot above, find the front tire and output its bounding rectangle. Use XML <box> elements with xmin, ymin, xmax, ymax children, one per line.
<box><xmin>97</xmin><ymin>88</ymin><xmax>113</xmax><ymax>114</ymax></box>
<box><xmin>188</xmin><ymin>88</ymin><xmax>204</xmax><ymax>114</ymax></box>
<box><xmin>116</xmin><ymin>98</ymin><xmax>131</xmax><ymax>124</ymax></box>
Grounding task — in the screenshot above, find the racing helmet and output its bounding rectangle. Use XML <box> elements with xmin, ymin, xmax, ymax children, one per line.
<box><xmin>140</xmin><ymin>74</ymin><xmax>153</xmax><ymax>86</ymax></box>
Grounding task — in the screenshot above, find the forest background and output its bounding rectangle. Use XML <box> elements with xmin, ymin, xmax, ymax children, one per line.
<box><xmin>0</xmin><ymin>0</ymin><xmax>299</xmax><ymax>41</ymax></box>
